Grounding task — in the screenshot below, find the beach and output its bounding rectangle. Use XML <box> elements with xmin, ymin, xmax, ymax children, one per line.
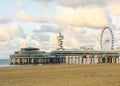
<box><xmin>0</xmin><ymin>64</ymin><xmax>120</xmax><ymax>86</ymax></box>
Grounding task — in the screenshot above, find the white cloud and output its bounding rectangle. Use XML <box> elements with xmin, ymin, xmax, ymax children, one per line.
<box><xmin>106</xmin><ymin>1</ymin><xmax>120</xmax><ymax>16</ymax></box>
<box><xmin>0</xmin><ymin>23</ymin><xmax>26</xmax><ymax>41</ymax></box>
<box><xmin>16</xmin><ymin>11</ymin><xmax>48</xmax><ymax>22</ymax></box>
<box><xmin>55</xmin><ymin>6</ymin><xmax>108</xmax><ymax>27</ymax></box>
<box><xmin>0</xmin><ymin>28</ymin><xmax>10</xmax><ymax>41</ymax></box>
<box><xmin>16</xmin><ymin>1</ymin><xmax>23</xmax><ymax>8</ymax></box>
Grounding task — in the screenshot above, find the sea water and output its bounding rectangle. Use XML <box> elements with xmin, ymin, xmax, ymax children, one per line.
<box><xmin>0</xmin><ymin>59</ymin><xmax>42</xmax><ymax>67</ymax></box>
<box><xmin>0</xmin><ymin>59</ymin><xmax>12</xmax><ymax>67</ymax></box>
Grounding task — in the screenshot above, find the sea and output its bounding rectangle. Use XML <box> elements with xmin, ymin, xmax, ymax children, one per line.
<box><xmin>0</xmin><ymin>59</ymin><xmax>42</xmax><ymax>67</ymax></box>
<box><xmin>0</xmin><ymin>59</ymin><xmax>14</xmax><ymax>67</ymax></box>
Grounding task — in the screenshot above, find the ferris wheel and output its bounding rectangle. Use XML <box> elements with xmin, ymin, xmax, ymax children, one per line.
<box><xmin>100</xmin><ymin>27</ymin><xmax>114</xmax><ymax>50</ymax></box>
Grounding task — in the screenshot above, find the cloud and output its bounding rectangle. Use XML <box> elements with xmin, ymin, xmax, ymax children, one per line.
<box><xmin>0</xmin><ymin>17</ymin><xmax>11</xmax><ymax>24</ymax></box>
<box><xmin>9</xmin><ymin>23</ymin><xmax>26</xmax><ymax>39</ymax></box>
<box><xmin>0</xmin><ymin>23</ymin><xmax>27</xmax><ymax>58</ymax></box>
<box><xmin>0</xmin><ymin>29</ymin><xmax>10</xmax><ymax>41</ymax></box>
<box><xmin>16</xmin><ymin>11</ymin><xmax>48</xmax><ymax>23</ymax></box>
<box><xmin>33</xmin><ymin>0</ymin><xmax>113</xmax><ymax>8</ymax></box>
<box><xmin>32</xmin><ymin>32</ymin><xmax>54</xmax><ymax>51</ymax></box>
<box><xmin>0</xmin><ymin>23</ymin><xmax>26</xmax><ymax>41</ymax></box>
<box><xmin>106</xmin><ymin>2</ymin><xmax>120</xmax><ymax>16</ymax></box>
<box><xmin>34</xmin><ymin>25</ymin><xmax>63</xmax><ymax>33</ymax></box>
<box><xmin>34</xmin><ymin>0</ymin><xmax>54</xmax><ymax>2</ymax></box>
<box><xmin>32</xmin><ymin>33</ymin><xmax>49</xmax><ymax>42</ymax></box>
<box><xmin>0</xmin><ymin>37</ymin><xmax>31</xmax><ymax>58</ymax></box>
<box><xmin>54</xmin><ymin>6</ymin><xmax>108</xmax><ymax>27</ymax></box>
<box><xmin>57</xmin><ymin>0</ymin><xmax>120</xmax><ymax>17</ymax></box>
<box><xmin>33</xmin><ymin>0</ymin><xmax>54</xmax><ymax>7</ymax></box>
<box><xmin>16</xmin><ymin>1</ymin><xmax>23</xmax><ymax>8</ymax></box>
<box><xmin>58</xmin><ymin>0</ymin><xmax>111</xmax><ymax>8</ymax></box>
<box><xmin>68</xmin><ymin>28</ymin><xmax>100</xmax><ymax>50</ymax></box>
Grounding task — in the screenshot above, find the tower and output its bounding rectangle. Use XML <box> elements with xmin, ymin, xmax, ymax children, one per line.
<box><xmin>57</xmin><ymin>33</ymin><xmax>64</xmax><ymax>50</ymax></box>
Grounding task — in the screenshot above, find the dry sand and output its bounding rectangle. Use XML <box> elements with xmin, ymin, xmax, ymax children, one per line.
<box><xmin>0</xmin><ymin>64</ymin><xmax>120</xmax><ymax>86</ymax></box>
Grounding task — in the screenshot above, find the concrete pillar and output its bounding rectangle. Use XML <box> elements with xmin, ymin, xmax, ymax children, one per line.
<box><xmin>40</xmin><ymin>58</ymin><xmax>42</xmax><ymax>64</ymax></box>
<box><xmin>42</xmin><ymin>58</ymin><xmax>43</xmax><ymax>64</ymax></box>
<box><xmin>10</xmin><ymin>58</ymin><xmax>13</xmax><ymax>64</ymax></box>
<box><xmin>31</xmin><ymin>58</ymin><xmax>34</xmax><ymax>64</ymax></box>
<box><xmin>42</xmin><ymin>58</ymin><xmax>44</xmax><ymax>64</ymax></box>
<box><xmin>100</xmin><ymin>57</ymin><xmax>102</xmax><ymax>63</ymax></box>
<box><xmin>114</xmin><ymin>56</ymin><xmax>116</xmax><ymax>63</ymax></box>
<box><xmin>105</xmin><ymin>56</ymin><xmax>107</xmax><ymax>63</ymax></box>
<box><xmin>14</xmin><ymin>58</ymin><xmax>15</xmax><ymax>64</ymax></box>
<box><xmin>38</xmin><ymin>58</ymin><xmax>40</xmax><ymax>64</ymax></box>
<box><xmin>43</xmin><ymin>58</ymin><xmax>45</xmax><ymax>64</ymax></box>
<box><xmin>44</xmin><ymin>58</ymin><xmax>46</xmax><ymax>64</ymax></box>
<box><xmin>19</xmin><ymin>58</ymin><xmax>21</xmax><ymax>64</ymax></box>
<box><xmin>98</xmin><ymin>56</ymin><xmax>100</xmax><ymax>63</ymax></box>
<box><xmin>15</xmin><ymin>58</ymin><xmax>16</xmax><ymax>64</ymax></box>
<box><xmin>59</xmin><ymin>58</ymin><xmax>61</xmax><ymax>63</ymax></box>
<box><xmin>47</xmin><ymin>58</ymin><xmax>50</xmax><ymax>64</ymax></box>
<box><xmin>24</xmin><ymin>58</ymin><xmax>26</xmax><ymax>64</ymax></box>
<box><xmin>15</xmin><ymin>58</ymin><xmax>17</xmax><ymax>64</ymax></box>
<box><xmin>22</xmin><ymin>58</ymin><xmax>24</xmax><ymax>64</ymax></box>
<box><xmin>57</xmin><ymin>58</ymin><xmax>59</xmax><ymax>63</ymax></box>
<box><xmin>18</xmin><ymin>58</ymin><xmax>20</xmax><ymax>64</ymax></box>
<box><xmin>46</xmin><ymin>58</ymin><xmax>48</xmax><ymax>64</ymax></box>
<box><xmin>28</xmin><ymin>58</ymin><xmax>29</xmax><ymax>64</ymax></box>
<box><xmin>112</xmin><ymin>57</ymin><xmax>114</xmax><ymax>63</ymax></box>
<box><xmin>11</xmin><ymin>58</ymin><xmax>15</xmax><ymax>64</ymax></box>
<box><xmin>39</xmin><ymin>58</ymin><xmax>41</xmax><ymax>64</ymax></box>
<box><xmin>29</xmin><ymin>58</ymin><xmax>31</xmax><ymax>64</ymax></box>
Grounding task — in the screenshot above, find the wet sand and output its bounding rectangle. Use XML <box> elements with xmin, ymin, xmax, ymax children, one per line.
<box><xmin>0</xmin><ymin>64</ymin><xmax>120</xmax><ymax>86</ymax></box>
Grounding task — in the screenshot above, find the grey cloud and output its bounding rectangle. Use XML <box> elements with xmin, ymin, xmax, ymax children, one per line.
<box><xmin>33</xmin><ymin>0</ymin><xmax>113</xmax><ymax>8</ymax></box>
<box><xmin>33</xmin><ymin>0</ymin><xmax>55</xmax><ymax>7</ymax></box>
<box><xmin>16</xmin><ymin>27</ymin><xmax>26</xmax><ymax>39</ymax></box>
<box><xmin>10</xmin><ymin>24</ymin><xmax>26</xmax><ymax>39</ymax></box>
<box><xmin>32</xmin><ymin>33</ymin><xmax>49</xmax><ymax>42</ymax></box>
<box><xmin>0</xmin><ymin>17</ymin><xmax>11</xmax><ymax>24</ymax></box>
<box><xmin>33</xmin><ymin>18</ymin><xmax>48</xmax><ymax>23</ymax></box>
<box><xmin>34</xmin><ymin>0</ymin><xmax>54</xmax><ymax>3</ymax></box>
<box><xmin>58</xmin><ymin>0</ymin><xmax>111</xmax><ymax>8</ymax></box>
<box><xmin>34</xmin><ymin>25</ymin><xmax>63</xmax><ymax>33</ymax></box>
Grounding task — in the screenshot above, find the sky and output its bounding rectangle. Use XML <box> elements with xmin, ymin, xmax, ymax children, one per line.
<box><xmin>1</xmin><ymin>0</ymin><xmax>120</xmax><ymax>59</ymax></box>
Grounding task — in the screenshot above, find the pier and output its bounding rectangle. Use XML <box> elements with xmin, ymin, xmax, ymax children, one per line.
<box><xmin>10</xmin><ymin>47</ymin><xmax>120</xmax><ymax>65</ymax></box>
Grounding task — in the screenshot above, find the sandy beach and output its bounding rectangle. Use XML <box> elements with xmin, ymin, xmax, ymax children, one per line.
<box><xmin>0</xmin><ymin>64</ymin><xmax>120</xmax><ymax>86</ymax></box>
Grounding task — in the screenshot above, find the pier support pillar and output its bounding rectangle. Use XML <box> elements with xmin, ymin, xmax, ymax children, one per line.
<box><xmin>22</xmin><ymin>58</ymin><xmax>24</xmax><ymax>64</ymax></box>
<box><xmin>18</xmin><ymin>58</ymin><xmax>20</xmax><ymax>64</ymax></box>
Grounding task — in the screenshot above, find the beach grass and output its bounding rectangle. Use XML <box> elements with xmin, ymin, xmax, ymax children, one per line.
<box><xmin>0</xmin><ymin>64</ymin><xmax>120</xmax><ymax>86</ymax></box>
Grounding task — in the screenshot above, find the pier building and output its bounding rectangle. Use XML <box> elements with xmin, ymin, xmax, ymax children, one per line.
<box><xmin>10</xmin><ymin>47</ymin><xmax>120</xmax><ymax>65</ymax></box>
<box><xmin>10</xmin><ymin>47</ymin><xmax>63</xmax><ymax>65</ymax></box>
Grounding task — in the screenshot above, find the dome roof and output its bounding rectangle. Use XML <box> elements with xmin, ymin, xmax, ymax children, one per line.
<box><xmin>21</xmin><ymin>47</ymin><xmax>39</xmax><ymax>51</ymax></box>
